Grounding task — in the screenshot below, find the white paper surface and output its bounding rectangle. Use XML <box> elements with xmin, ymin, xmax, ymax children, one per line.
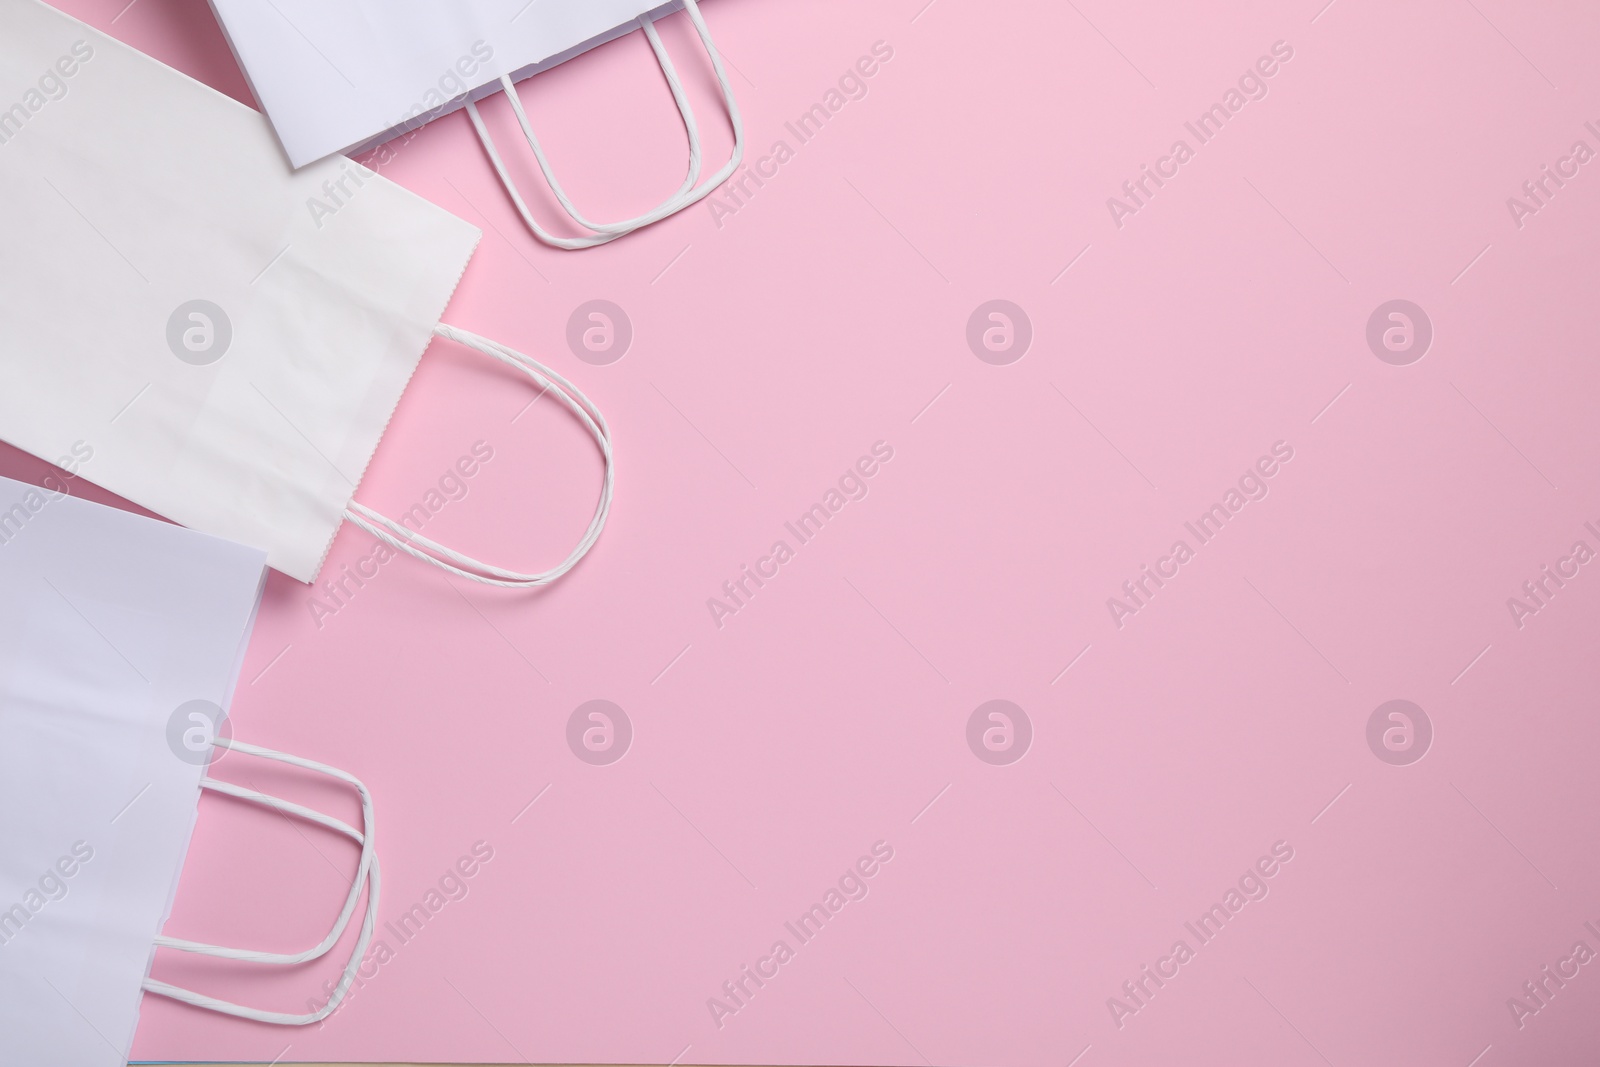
<box><xmin>208</xmin><ymin>0</ymin><xmax>686</xmax><ymax>166</ymax></box>
<box><xmin>0</xmin><ymin>0</ymin><xmax>481</xmax><ymax>582</ymax></box>
<box><xmin>0</xmin><ymin>475</ymin><xmax>267</xmax><ymax>1067</ymax></box>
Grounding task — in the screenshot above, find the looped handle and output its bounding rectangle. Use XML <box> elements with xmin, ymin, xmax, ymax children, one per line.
<box><xmin>465</xmin><ymin>0</ymin><xmax>744</xmax><ymax>249</ymax></box>
<box><xmin>343</xmin><ymin>322</ymin><xmax>614</xmax><ymax>588</ymax></box>
<box><xmin>140</xmin><ymin>737</ymin><xmax>380</xmax><ymax>1026</ymax></box>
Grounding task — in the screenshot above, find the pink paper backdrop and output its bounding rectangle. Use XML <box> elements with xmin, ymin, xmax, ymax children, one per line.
<box><xmin>8</xmin><ymin>0</ymin><xmax>1600</xmax><ymax>1063</ymax></box>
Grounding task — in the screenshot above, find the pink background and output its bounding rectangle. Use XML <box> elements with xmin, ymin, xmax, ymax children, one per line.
<box><xmin>7</xmin><ymin>0</ymin><xmax>1600</xmax><ymax>1063</ymax></box>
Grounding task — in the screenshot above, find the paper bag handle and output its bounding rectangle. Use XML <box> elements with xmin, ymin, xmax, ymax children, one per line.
<box><xmin>465</xmin><ymin>0</ymin><xmax>744</xmax><ymax>249</ymax></box>
<box><xmin>141</xmin><ymin>737</ymin><xmax>380</xmax><ymax>1026</ymax></box>
<box><xmin>343</xmin><ymin>322</ymin><xmax>614</xmax><ymax>588</ymax></box>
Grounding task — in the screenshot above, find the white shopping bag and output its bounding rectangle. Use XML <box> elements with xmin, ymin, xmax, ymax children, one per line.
<box><xmin>208</xmin><ymin>0</ymin><xmax>743</xmax><ymax>247</ymax></box>
<box><xmin>0</xmin><ymin>474</ymin><xmax>379</xmax><ymax>1066</ymax></box>
<box><xmin>0</xmin><ymin>0</ymin><xmax>613</xmax><ymax>586</ymax></box>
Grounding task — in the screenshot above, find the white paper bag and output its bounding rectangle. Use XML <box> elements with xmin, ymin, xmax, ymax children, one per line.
<box><xmin>208</xmin><ymin>0</ymin><xmax>681</xmax><ymax>166</ymax></box>
<box><xmin>0</xmin><ymin>474</ymin><xmax>378</xmax><ymax>1065</ymax></box>
<box><xmin>0</xmin><ymin>0</ymin><xmax>613</xmax><ymax>586</ymax></box>
<box><xmin>207</xmin><ymin>0</ymin><xmax>744</xmax><ymax>247</ymax></box>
